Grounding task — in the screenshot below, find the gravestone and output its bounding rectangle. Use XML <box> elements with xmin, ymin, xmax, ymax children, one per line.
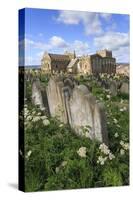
<box><xmin>67</xmin><ymin>85</ymin><xmax>108</xmax><ymax>143</ymax></box>
<box><xmin>46</xmin><ymin>77</ymin><xmax>108</xmax><ymax>143</ymax></box>
<box><xmin>93</xmin><ymin>102</ymin><xmax>108</xmax><ymax>144</ymax></box>
<box><xmin>32</xmin><ymin>80</ymin><xmax>49</xmax><ymax>113</ymax></box>
<box><xmin>110</xmin><ymin>81</ymin><xmax>117</xmax><ymax>96</ymax></box>
<box><xmin>120</xmin><ymin>82</ymin><xmax>129</xmax><ymax>95</ymax></box>
<box><xmin>46</xmin><ymin>77</ymin><xmax>68</xmax><ymax>123</ymax></box>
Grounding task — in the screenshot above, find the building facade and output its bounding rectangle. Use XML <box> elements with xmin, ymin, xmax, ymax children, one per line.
<box><xmin>41</xmin><ymin>49</ymin><xmax>116</xmax><ymax>74</ymax></box>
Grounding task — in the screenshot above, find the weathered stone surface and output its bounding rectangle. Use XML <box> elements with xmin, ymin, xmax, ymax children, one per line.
<box><xmin>68</xmin><ymin>85</ymin><xmax>108</xmax><ymax>143</ymax></box>
<box><xmin>46</xmin><ymin>77</ymin><xmax>108</xmax><ymax>143</ymax></box>
<box><xmin>110</xmin><ymin>81</ymin><xmax>117</xmax><ymax>96</ymax></box>
<box><xmin>32</xmin><ymin>80</ymin><xmax>49</xmax><ymax>113</ymax></box>
<box><xmin>46</xmin><ymin>77</ymin><xmax>68</xmax><ymax>123</ymax></box>
<box><xmin>120</xmin><ymin>82</ymin><xmax>129</xmax><ymax>94</ymax></box>
<box><xmin>93</xmin><ymin>102</ymin><xmax>108</xmax><ymax>144</ymax></box>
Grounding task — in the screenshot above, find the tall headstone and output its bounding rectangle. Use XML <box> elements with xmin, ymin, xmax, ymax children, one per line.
<box><xmin>32</xmin><ymin>80</ymin><xmax>49</xmax><ymax>113</ymax></box>
<box><xmin>120</xmin><ymin>82</ymin><xmax>129</xmax><ymax>95</ymax></box>
<box><xmin>110</xmin><ymin>81</ymin><xmax>117</xmax><ymax>96</ymax></box>
<box><xmin>46</xmin><ymin>77</ymin><xmax>68</xmax><ymax>123</ymax></box>
<box><xmin>46</xmin><ymin>77</ymin><xmax>108</xmax><ymax>144</ymax></box>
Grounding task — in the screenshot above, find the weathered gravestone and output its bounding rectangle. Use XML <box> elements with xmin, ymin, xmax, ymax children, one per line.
<box><xmin>32</xmin><ymin>80</ymin><xmax>49</xmax><ymax>113</ymax></box>
<box><xmin>67</xmin><ymin>85</ymin><xmax>108</xmax><ymax>144</ymax></box>
<box><xmin>46</xmin><ymin>77</ymin><xmax>68</xmax><ymax>123</ymax></box>
<box><xmin>46</xmin><ymin>77</ymin><xmax>108</xmax><ymax>144</ymax></box>
<box><xmin>120</xmin><ymin>82</ymin><xmax>129</xmax><ymax>95</ymax></box>
<box><xmin>110</xmin><ymin>81</ymin><xmax>117</xmax><ymax>96</ymax></box>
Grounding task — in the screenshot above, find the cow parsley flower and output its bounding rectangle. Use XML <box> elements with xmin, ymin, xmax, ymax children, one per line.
<box><xmin>120</xmin><ymin>149</ymin><xmax>125</xmax><ymax>155</ymax></box>
<box><xmin>43</xmin><ymin>119</ymin><xmax>50</xmax><ymax>126</ymax></box>
<box><xmin>106</xmin><ymin>95</ymin><xmax>111</xmax><ymax>99</ymax></box>
<box><xmin>59</xmin><ymin>123</ymin><xmax>64</xmax><ymax>128</ymax></box>
<box><xmin>113</xmin><ymin>118</ymin><xmax>118</xmax><ymax>124</ymax></box>
<box><xmin>97</xmin><ymin>156</ymin><xmax>107</xmax><ymax>165</ymax></box>
<box><xmin>124</xmin><ymin>143</ymin><xmax>129</xmax><ymax>150</ymax></box>
<box><xmin>27</xmin><ymin>115</ymin><xmax>32</xmax><ymax>121</ymax></box>
<box><xmin>61</xmin><ymin>161</ymin><xmax>67</xmax><ymax>167</ymax></box>
<box><xmin>99</xmin><ymin>143</ymin><xmax>110</xmax><ymax>155</ymax></box>
<box><xmin>108</xmin><ymin>153</ymin><xmax>115</xmax><ymax>160</ymax></box>
<box><xmin>120</xmin><ymin>140</ymin><xmax>124</xmax><ymax>146</ymax></box>
<box><xmin>32</xmin><ymin>116</ymin><xmax>41</xmax><ymax>122</ymax></box>
<box><xmin>77</xmin><ymin>147</ymin><xmax>87</xmax><ymax>158</ymax></box>
<box><xmin>26</xmin><ymin>150</ymin><xmax>32</xmax><ymax>159</ymax></box>
<box><xmin>40</xmin><ymin>107</ymin><xmax>46</xmax><ymax>111</ymax></box>
<box><xmin>41</xmin><ymin>116</ymin><xmax>47</xmax><ymax>120</ymax></box>
<box><xmin>114</xmin><ymin>132</ymin><xmax>119</xmax><ymax>138</ymax></box>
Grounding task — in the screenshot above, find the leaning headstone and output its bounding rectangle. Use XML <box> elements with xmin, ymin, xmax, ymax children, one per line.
<box><xmin>32</xmin><ymin>80</ymin><xmax>49</xmax><ymax>113</ymax></box>
<box><xmin>46</xmin><ymin>77</ymin><xmax>68</xmax><ymax>123</ymax></box>
<box><xmin>120</xmin><ymin>82</ymin><xmax>129</xmax><ymax>95</ymax></box>
<box><xmin>67</xmin><ymin>85</ymin><xmax>108</xmax><ymax>143</ymax></box>
<box><xmin>93</xmin><ymin>102</ymin><xmax>108</xmax><ymax>144</ymax></box>
<box><xmin>46</xmin><ymin>77</ymin><xmax>108</xmax><ymax>144</ymax></box>
<box><xmin>110</xmin><ymin>81</ymin><xmax>117</xmax><ymax>96</ymax></box>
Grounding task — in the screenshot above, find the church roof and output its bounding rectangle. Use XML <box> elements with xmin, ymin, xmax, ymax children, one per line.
<box><xmin>49</xmin><ymin>53</ymin><xmax>70</xmax><ymax>61</ymax></box>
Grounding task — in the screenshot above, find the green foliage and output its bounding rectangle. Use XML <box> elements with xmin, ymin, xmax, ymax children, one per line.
<box><xmin>23</xmin><ymin>73</ymin><xmax>129</xmax><ymax>192</ymax></box>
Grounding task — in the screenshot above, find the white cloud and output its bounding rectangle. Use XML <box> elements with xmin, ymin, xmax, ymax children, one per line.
<box><xmin>99</xmin><ymin>13</ymin><xmax>112</xmax><ymax>21</ymax></box>
<box><xmin>94</xmin><ymin>31</ymin><xmax>129</xmax><ymax>62</ymax></box>
<box><xmin>94</xmin><ymin>32</ymin><xmax>129</xmax><ymax>50</ymax></box>
<box><xmin>113</xmin><ymin>46</ymin><xmax>129</xmax><ymax>63</ymax></box>
<box><xmin>56</xmin><ymin>11</ymin><xmax>113</xmax><ymax>36</ymax></box>
<box><xmin>50</xmin><ymin>36</ymin><xmax>68</xmax><ymax>48</ymax></box>
<box><xmin>65</xmin><ymin>40</ymin><xmax>90</xmax><ymax>56</ymax></box>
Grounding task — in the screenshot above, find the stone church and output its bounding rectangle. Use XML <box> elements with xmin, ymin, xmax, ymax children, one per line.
<box><xmin>41</xmin><ymin>49</ymin><xmax>116</xmax><ymax>74</ymax></box>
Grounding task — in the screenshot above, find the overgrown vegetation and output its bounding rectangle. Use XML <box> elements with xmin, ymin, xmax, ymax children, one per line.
<box><xmin>21</xmin><ymin>72</ymin><xmax>129</xmax><ymax>192</ymax></box>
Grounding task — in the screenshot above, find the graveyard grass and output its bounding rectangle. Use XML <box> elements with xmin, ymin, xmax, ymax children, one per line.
<box><xmin>22</xmin><ymin>73</ymin><xmax>129</xmax><ymax>192</ymax></box>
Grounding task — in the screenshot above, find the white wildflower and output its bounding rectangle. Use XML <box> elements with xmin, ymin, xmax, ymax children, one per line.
<box><xmin>77</xmin><ymin>147</ymin><xmax>87</xmax><ymax>158</ymax></box>
<box><xmin>99</xmin><ymin>143</ymin><xmax>110</xmax><ymax>155</ymax></box>
<box><xmin>27</xmin><ymin>150</ymin><xmax>32</xmax><ymax>157</ymax></box>
<box><xmin>32</xmin><ymin>116</ymin><xmax>41</xmax><ymax>122</ymax></box>
<box><xmin>43</xmin><ymin>119</ymin><xmax>50</xmax><ymax>126</ymax></box>
<box><xmin>117</xmin><ymin>124</ymin><xmax>120</xmax><ymax>128</ymax></box>
<box><xmin>27</xmin><ymin>115</ymin><xmax>32</xmax><ymax>121</ymax></box>
<box><xmin>37</xmin><ymin>112</ymin><xmax>41</xmax><ymax>116</ymax></box>
<box><xmin>120</xmin><ymin>108</ymin><xmax>124</xmax><ymax>112</ymax></box>
<box><xmin>26</xmin><ymin>150</ymin><xmax>32</xmax><ymax>159</ymax></box>
<box><xmin>107</xmin><ymin>95</ymin><xmax>111</xmax><ymax>99</ymax></box>
<box><xmin>120</xmin><ymin>140</ymin><xmax>124</xmax><ymax>146</ymax></box>
<box><xmin>97</xmin><ymin>156</ymin><xmax>107</xmax><ymax>165</ymax></box>
<box><xmin>41</xmin><ymin>116</ymin><xmax>47</xmax><ymax>120</ymax></box>
<box><xmin>120</xmin><ymin>99</ymin><xmax>124</xmax><ymax>104</ymax></box>
<box><xmin>120</xmin><ymin>149</ymin><xmax>125</xmax><ymax>155</ymax></box>
<box><xmin>59</xmin><ymin>124</ymin><xmax>64</xmax><ymax>128</ymax></box>
<box><xmin>55</xmin><ymin>167</ymin><xmax>60</xmax><ymax>173</ymax></box>
<box><xmin>40</xmin><ymin>107</ymin><xmax>46</xmax><ymax>111</ymax></box>
<box><xmin>114</xmin><ymin>132</ymin><xmax>119</xmax><ymax>138</ymax></box>
<box><xmin>124</xmin><ymin>143</ymin><xmax>129</xmax><ymax>150</ymax></box>
<box><xmin>32</xmin><ymin>111</ymin><xmax>36</xmax><ymax>115</ymax></box>
<box><xmin>61</xmin><ymin>161</ymin><xmax>67</xmax><ymax>167</ymax></box>
<box><xmin>123</xmin><ymin>106</ymin><xmax>127</xmax><ymax>111</ymax></box>
<box><xmin>108</xmin><ymin>153</ymin><xmax>115</xmax><ymax>160</ymax></box>
<box><xmin>113</xmin><ymin>118</ymin><xmax>118</xmax><ymax>124</ymax></box>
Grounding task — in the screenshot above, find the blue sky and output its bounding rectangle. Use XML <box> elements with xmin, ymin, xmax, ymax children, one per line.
<box><xmin>19</xmin><ymin>8</ymin><xmax>129</xmax><ymax>65</ymax></box>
